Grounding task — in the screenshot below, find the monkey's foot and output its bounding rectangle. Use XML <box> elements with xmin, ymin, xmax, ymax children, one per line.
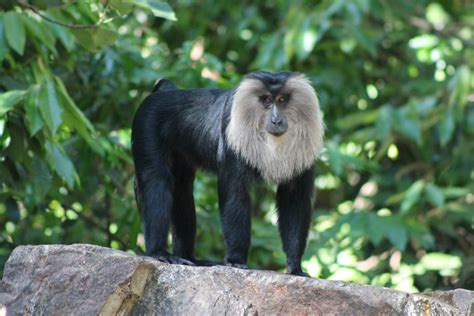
<box><xmin>192</xmin><ymin>259</ymin><xmax>222</xmax><ymax>266</ymax></box>
<box><xmin>287</xmin><ymin>270</ymin><xmax>310</xmax><ymax>277</ymax></box>
<box><xmin>151</xmin><ymin>254</ymin><xmax>195</xmax><ymax>266</ymax></box>
<box><xmin>225</xmin><ymin>262</ymin><xmax>248</xmax><ymax>269</ymax></box>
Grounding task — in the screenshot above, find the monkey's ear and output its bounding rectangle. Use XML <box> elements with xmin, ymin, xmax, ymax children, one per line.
<box><xmin>152</xmin><ymin>79</ymin><xmax>178</xmax><ymax>92</ymax></box>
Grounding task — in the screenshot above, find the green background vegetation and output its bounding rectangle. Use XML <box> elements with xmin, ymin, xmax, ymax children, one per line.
<box><xmin>0</xmin><ymin>0</ymin><xmax>473</xmax><ymax>292</ymax></box>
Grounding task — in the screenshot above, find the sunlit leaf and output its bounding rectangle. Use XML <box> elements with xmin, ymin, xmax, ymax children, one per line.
<box><xmin>130</xmin><ymin>0</ymin><xmax>177</xmax><ymax>21</ymax></box>
<box><xmin>110</xmin><ymin>0</ymin><xmax>135</xmax><ymax>15</ymax></box>
<box><xmin>420</xmin><ymin>253</ymin><xmax>462</xmax><ymax>270</ymax></box>
<box><xmin>0</xmin><ymin>90</ymin><xmax>27</xmax><ymax>116</ymax></box>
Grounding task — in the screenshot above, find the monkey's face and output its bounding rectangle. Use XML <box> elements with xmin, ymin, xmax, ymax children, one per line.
<box><xmin>240</xmin><ymin>72</ymin><xmax>318</xmax><ymax>139</ymax></box>
<box><xmin>227</xmin><ymin>71</ymin><xmax>325</xmax><ymax>183</ymax></box>
<box><xmin>260</xmin><ymin>94</ymin><xmax>289</xmax><ymax>137</ymax></box>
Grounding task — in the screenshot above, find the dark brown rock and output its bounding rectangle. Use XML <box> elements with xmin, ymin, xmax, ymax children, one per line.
<box><xmin>0</xmin><ymin>244</ymin><xmax>472</xmax><ymax>315</ymax></box>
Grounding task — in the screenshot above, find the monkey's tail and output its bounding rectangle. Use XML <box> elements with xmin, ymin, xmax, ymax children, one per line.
<box><xmin>152</xmin><ymin>79</ymin><xmax>178</xmax><ymax>92</ymax></box>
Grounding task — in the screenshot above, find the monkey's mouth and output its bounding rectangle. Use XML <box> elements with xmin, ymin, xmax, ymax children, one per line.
<box><xmin>266</xmin><ymin>123</ymin><xmax>288</xmax><ymax>137</ymax></box>
<box><xmin>267</xmin><ymin>129</ymin><xmax>287</xmax><ymax>137</ymax></box>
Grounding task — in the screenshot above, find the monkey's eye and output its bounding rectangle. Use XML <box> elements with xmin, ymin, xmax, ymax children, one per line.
<box><xmin>260</xmin><ymin>95</ymin><xmax>273</xmax><ymax>107</ymax></box>
<box><xmin>276</xmin><ymin>95</ymin><xmax>288</xmax><ymax>104</ymax></box>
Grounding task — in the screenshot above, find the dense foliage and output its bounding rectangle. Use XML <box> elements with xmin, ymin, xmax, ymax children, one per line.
<box><xmin>0</xmin><ymin>0</ymin><xmax>472</xmax><ymax>292</ymax></box>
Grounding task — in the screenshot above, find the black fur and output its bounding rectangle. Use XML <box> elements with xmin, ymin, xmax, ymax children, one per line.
<box><xmin>246</xmin><ymin>71</ymin><xmax>295</xmax><ymax>94</ymax></box>
<box><xmin>131</xmin><ymin>72</ymin><xmax>314</xmax><ymax>276</ymax></box>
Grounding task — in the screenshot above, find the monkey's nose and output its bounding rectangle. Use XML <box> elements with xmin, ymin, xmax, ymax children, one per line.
<box><xmin>271</xmin><ymin>117</ymin><xmax>283</xmax><ymax>126</ymax></box>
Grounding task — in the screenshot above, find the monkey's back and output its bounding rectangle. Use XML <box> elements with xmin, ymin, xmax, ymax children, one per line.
<box><xmin>132</xmin><ymin>88</ymin><xmax>232</xmax><ymax>173</ymax></box>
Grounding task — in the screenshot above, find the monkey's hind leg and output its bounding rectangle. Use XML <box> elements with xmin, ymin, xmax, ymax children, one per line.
<box><xmin>138</xmin><ymin>161</ymin><xmax>194</xmax><ymax>266</ymax></box>
<box><xmin>171</xmin><ymin>156</ymin><xmax>197</xmax><ymax>261</ymax></box>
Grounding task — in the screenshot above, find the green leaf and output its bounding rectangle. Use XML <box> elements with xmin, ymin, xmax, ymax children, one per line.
<box><xmin>25</xmin><ymin>85</ymin><xmax>44</xmax><ymax>136</ymax></box>
<box><xmin>5</xmin><ymin>198</ymin><xmax>20</xmax><ymax>222</ymax></box>
<box><xmin>5</xmin><ymin>122</ymin><xmax>27</xmax><ymax>162</ymax></box>
<box><xmin>394</xmin><ymin>113</ymin><xmax>422</xmax><ymax>145</ymax></box>
<box><xmin>438</xmin><ymin>108</ymin><xmax>455</xmax><ymax>146</ymax></box>
<box><xmin>45</xmin><ymin>141</ymin><xmax>77</xmax><ymax>188</ymax></box>
<box><xmin>30</xmin><ymin>156</ymin><xmax>53</xmax><ymax>203</ymax></box>
<box><xmin>442</xmin><ymin>187</ymin><xmax>470</xmax><ymax>199</ymax></box>
<box><xmin>110</xmin><ymin>0</ymin><xmax>135</xmax><ymax>15</ymax></box>
<box><xmin>0</xmin><ymin>90</ymin><xmax>27</xmax><ymax>116</ymax></box>
<box><xmin>38</xmin><ymin>80</ymin><xmax>63</xmax><ymax>135</ymax></box>
<box><xmin>425</xmin><ymin>183</ymin><xmax>445</xmax><ymax>207</ymax></box>
<box><xmin>295</xmin><ymin>18</ymin><xmax>319</xmax><ymax>60</ymax></box>
<box><xmin>375</xmin><ymin>106</ymin><xmax>393</xmax><ymax>140</ymax></box>
<box><xmin>353</xmin><ymin>0</ymin><xmax>370</xmax><ymax>12</ymax></box>
<box><xmin>381</xmin><ymin>216</ymin><xmax>408</xmax><ymax>250</ymax></box>
<box><xmin>54</xmin><ymin>77</ymin><xmax>95</xmax><ymax>133</ymax></box>
<box><xmin>71</xmin><ymin>29</ymin><xmax>96</xmax><ymax>51</ymax></box>
<box><xmin>22</xmin><ymin>16</ymin><xmax>57</xmax><ymax>55</ymax></box>
<box><xmin>0</xmin><ymin>16</ymin><xmax>9</xmax><ymax>60</ymax></box>
<box><xmin>420</xmin><ymin>253</ymin><xmax>462</xmax><ymax>270</ymax></box>
<box><xmin>400</xmin><ymin>180</ymin><xmax>424</xmax><ymax>214</ymax></box>
<box><xmin>3</xmin><ymin>12</ymin><xmax>26</xmax><ymax>55</ymax></box>
<box><xmin>449</xmin><ymin>66</ymin><xmax>470</xmax><ymax>108</ymax></box>
<box><xmin>46</xmin><ymin>10</ymin><xmax>76</xmax><ymax>51</ymax></box>
<box><xmin>93</xmin><ymin>28</ymin><xmax>118</xmax><ymax>47</ymax></box>
<box><xmin>50</xmin><ymin>23</ymin><xmax>75</xmax><ymax>51</ymax></box>
<box><xmin>467</xmin><ymin>109</ymin><xmax>474</xmax><ymax>134</ymax></box>
<box><xmin>72</xmin><ymin>28</ymin><xmax>118</xmax><ymax>51</ymax></box>
<box><xmin>131</xmin><ymin>0</ymin><xmax>177</xmax><ymax>21</ymax></box>
<box><xmin>327</xmin><ymin>142</ymin><xmax>343</xmax><ymax>175</ymax></box>
<box><xmin>335</xmin><ymin>109</ymin><xmax>379</xmax><ymax>130</ymax></box>
<box><xmin>366</xmin><ymin>214</ymin><xmax>411</xmax><ymax>250</ymax></box>
<box><xmin>54</xmin><ymin>76</ymin><xmax>104</xmax><ymax>154</ymax></box>
<box><xmin>367</xmin><ymin>214</ymin><xmax>385</xmax><ymax>245</ymax></box>
<box><xmin>351</xmin><ymin>27</ymin><xmax>376</xmax><ymax>56</ymax></box>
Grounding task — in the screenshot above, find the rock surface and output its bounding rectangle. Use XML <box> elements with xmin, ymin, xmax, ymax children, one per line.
<box><xmin>0</xmin><ymin>244</ymin><xmax>472</xmax><ymax>315</ymax></box>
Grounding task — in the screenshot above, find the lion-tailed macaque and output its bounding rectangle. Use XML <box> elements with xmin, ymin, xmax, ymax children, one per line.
<box><xmin>132</xmin><ymin>71</ymin><xmax>324</xmax><ymax>276</ymax></box>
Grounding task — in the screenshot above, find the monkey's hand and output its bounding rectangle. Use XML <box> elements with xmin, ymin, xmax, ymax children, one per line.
<box><xmin>151</xmin><ymin>253</ymin><xmax>195</xmax><ymax>266</ymax></box>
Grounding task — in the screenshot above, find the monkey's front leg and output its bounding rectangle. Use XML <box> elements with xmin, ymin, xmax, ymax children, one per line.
<box><xmin>217</xmin><ymin>168</ymin><xmax>252</xmax><ymax>269</ymax></box>
<box><xmin>276</xmin><ymin>168</ymin><xmax>315</xmax><ymax>277</ymax></box>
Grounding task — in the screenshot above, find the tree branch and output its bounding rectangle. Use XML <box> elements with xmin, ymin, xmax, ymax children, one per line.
<box><xmin>16</xmin><ymin>0</ymin><xmax>112</xmax><ymax>29</ymax></box>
